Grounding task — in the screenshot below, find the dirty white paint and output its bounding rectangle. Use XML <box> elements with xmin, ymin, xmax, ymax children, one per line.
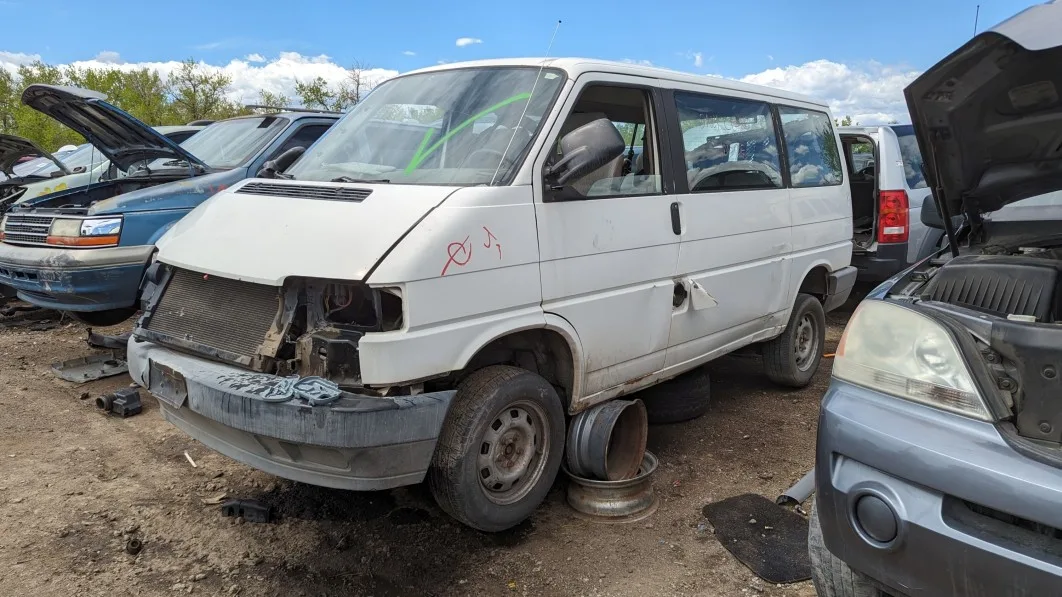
<box><xmin>154</xmin><ymin>59</ymin><xmax>853</xmax><ymax>406</ymax></box>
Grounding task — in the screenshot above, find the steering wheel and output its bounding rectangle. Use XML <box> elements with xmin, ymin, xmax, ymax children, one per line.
<box><xmin>462</xmin><ymin>148</ymin><xmax>508</xmax><ymax>169</ymax></box>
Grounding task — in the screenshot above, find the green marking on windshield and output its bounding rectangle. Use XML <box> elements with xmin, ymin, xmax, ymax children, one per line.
<box><xmin>403</xmin><ymin>92</ymin><xmax>532</xmax><ymax>175</ymax></box>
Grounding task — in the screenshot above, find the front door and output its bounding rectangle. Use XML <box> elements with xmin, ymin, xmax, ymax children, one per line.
<box><xmin>532</xmin><ymin>77</ymin><xmax>680</xmax><ymax>401</ymax></box>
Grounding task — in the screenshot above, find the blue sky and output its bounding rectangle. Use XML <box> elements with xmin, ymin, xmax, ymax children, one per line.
<box><xmin>0</xmin><ymin>0</ymin><xmax>1047</xmax><ymax>123</ymax></box>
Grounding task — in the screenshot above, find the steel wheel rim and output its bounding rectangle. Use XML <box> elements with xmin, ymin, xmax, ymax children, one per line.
<box><xmin>794</xmin><ymin>313</ymin><xmax>818</xmax><ymax>371</ymax></box>
<box><xmin>477</xmin><ymin>400</ymin><xmax>551</xmax><ymax>506</ymax></box>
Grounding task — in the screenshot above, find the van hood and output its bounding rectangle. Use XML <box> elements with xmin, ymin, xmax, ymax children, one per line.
<box><xmin>904</xmin><ymin>0</ymin><xmax>1062</xmax><ymax>218</ymax></box>
<box><xmin>0</xmin><ymin>134</ymin><xmax>70</xmax><ymax>180</ymax></box>
<box><xmin>155</xmin><ymin>181</ymin><xmax>457</xmax><ymax>285</ymax></box>
<box><xmin>21</xmin><ymin>85</ymin><xmax>207</xmax><ymax>173</ymax></box>
<box><xmin>86</xmin><ymin>168</ymin><xmax>247</xmax><ymax>216</ymax></box>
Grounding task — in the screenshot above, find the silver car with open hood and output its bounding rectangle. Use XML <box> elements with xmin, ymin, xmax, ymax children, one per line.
<box><xmin>811</xmin><ymin>2</ymin><xmax>1062</xmax><ymax>596</ymax></box>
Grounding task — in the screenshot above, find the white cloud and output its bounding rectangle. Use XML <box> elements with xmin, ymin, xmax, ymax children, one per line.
<box><xmin>245</xmin><ymin>53</ymin><xmax>266</xmax><ymax>63</ymax></box>
<box><xmin>738</xmin><ymin>59</ymin><xmax>920</xmax><ymax>124</ymax></box>
<box><xmin>0</xmin><ymin>50</ymin><xmax>40</xmax><ymax>73</ymax></box>
<box><xmin>93</xmin><ymin>50</ymin><xmax>121</xmax><ymax>64</ymax></box>
<box><xmin>767</xmin><ymin>54</ymin><xmax>774</xmax><ymax>62</ymax></box>
<box><xmin>693</xmin><ymin>52</ymin><xmax>703</xmax><ymax>68</ymax></box>
<box><xmin>455</xmin><ymin>37</ymin><xmax>483</xmax><ymax>47</ymax></box>
<box><xmin>402</xmin><ymin>50</ymin><xmax>416</xmax><ymax>56</ymax></box>
<box><xmin>0</xmin><ymin>50</ymin><xmax>399</xmax><ymax>107</ymax></box>
<box><xmin>621</xmin><ymin>58</ymin><xmax>653</xmax><ymax>66</ymax></box>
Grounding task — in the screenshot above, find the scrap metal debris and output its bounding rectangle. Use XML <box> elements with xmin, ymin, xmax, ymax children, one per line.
<box><xmin>0</xmin><ymin>303</ymin><xmax>61</xmax><ymax>329</ymax></box>
<box><xmin>96</xmin><ymin>388</ymin><xmax>142</xmax><ymax>418</ymax></box>
<box><xmin>184</xmin><ymin>451</ymin><xmax>197</xmax><ymax>468</ymax></box>
<box><xmin>86</xmin><ymin>328</ymin><xmax>132</xmax><ymax>350</ymax></box>
<box><xmin>220</xmin><ymin>499</ymin><xmax>275</xmax><ymax>523</ymax></box>
<box><xmin>51</xmin><ymin>350</ymin><xmax>128</xmax><ymax>383</ymax></box>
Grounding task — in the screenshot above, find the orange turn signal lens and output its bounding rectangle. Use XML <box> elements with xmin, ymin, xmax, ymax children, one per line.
<box><xmin>46</xmin><ymin>235</ymin><xmax>120</xmax><ymax>247</ymax></box>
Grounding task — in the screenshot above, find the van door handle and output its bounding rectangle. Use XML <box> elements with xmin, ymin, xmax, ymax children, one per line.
<box><xmin>670</xmin><ymin>202</ymin><xmax>681</xmax><ymax>235</ymax></box>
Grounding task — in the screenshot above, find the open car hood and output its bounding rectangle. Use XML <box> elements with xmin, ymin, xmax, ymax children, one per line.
<box><xmin>904</xmin><ymin>0</ymin><xmax>1062</xmax><ymax>218</ymax></box>
<box><xmin>21</xmin><ymin>84</ymin><xmax>208</xmax><ymax>173</ymax></box>
<box><xmin>0</xmin><ymin>134</ymin><xmax>70</xmax><ymax>180</ymax></box>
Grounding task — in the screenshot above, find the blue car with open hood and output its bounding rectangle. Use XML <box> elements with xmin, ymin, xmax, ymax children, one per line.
<box><xmin>0</xmin><ymin>84</ymin><xmax>338</xmax><ymax>325</ymax></box>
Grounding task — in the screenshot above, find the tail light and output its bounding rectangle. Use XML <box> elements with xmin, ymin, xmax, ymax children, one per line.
<box><xmin>877</xmin><ymin>190</ymin><xmax>909</xmax><ymax>244</ymax></box>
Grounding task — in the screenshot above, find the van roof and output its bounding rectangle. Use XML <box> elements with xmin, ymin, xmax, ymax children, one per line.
<box><xmin>403</xmin><ymin>58</ymin><xmax>827</xmax><ymax>108</ymax></box>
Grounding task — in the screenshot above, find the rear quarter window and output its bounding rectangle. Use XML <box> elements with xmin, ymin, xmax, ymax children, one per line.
<box><xmin>891</xmin><ymin>125</ymin><xmax>927</xmax><ymax>189</ymax></box>
<box><xmin>778</xmin><ymin>107</ymin><xmax>843</xmax><ymax>188</ymax></box>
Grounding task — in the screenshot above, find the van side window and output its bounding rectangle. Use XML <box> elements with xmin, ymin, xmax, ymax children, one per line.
<box><xmin>546</xmin><ymin>85</ymin><xmax>661</xmax><ymax>199</ymax></box>
<box><xmin>778</xmin><ymin>107</ymin><xmax>843</xmax><ymax>188</ymax></box>
<box><xmin>674</xmin><ymin>92</ymin><xmax>783</xmax><ymax>192</ymax></box>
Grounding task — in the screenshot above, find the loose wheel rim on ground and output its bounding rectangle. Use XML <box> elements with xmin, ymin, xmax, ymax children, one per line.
<box><xmin>794</xmin><ymin>313</ymin><xmax>818</xmax><ymax>372</ymax></box>
<box><xmin>477</xmin><ymin>399</ymin><xmax>551</xmax><ymax>506</ymax></box>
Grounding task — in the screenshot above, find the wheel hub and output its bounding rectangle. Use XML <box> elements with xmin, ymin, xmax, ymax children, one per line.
<box><xmin>794</xmin><ymin>314</ymin><xmax>817</xmax><ymax>370</ymax></box>
<box><xmin>478</xmin><ymin>404</ymin><xmax>548</xmax><ymax>504</ymax></box>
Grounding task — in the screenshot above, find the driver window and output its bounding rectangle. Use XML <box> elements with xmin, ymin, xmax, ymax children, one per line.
<box><xmin>547</xmin><ymin>85</ymin><xmax>661</xmax><ymax>199</ymax></box>
<box><xmin>674</xmin><ymin>92</ymin><xmax>783</xmax><ymax>192</ymax></box>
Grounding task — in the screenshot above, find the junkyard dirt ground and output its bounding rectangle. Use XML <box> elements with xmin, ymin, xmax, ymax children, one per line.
<box><xmin>0</xmin><ymin>305</ymin><xmax>854</xmax><ymax>597</ymax></box>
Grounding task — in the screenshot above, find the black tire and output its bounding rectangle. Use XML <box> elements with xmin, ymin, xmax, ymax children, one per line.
<box><xmin>809</xmin><ymin>500</ymin><xmax>884</xmax><ymax>597</ymax></box>
<box><xmin>763</xmin><ymin>293</ymin><xmax>825</xmax><ymax>388</ymax></box>
<box><xmin>72</xmin><ymin>308</ymin><xmax>138</xmax><ymax>327</ymax></box>
<box><xmin>638</xmin><ymin>368</ymin><xmax>711</xmax><ymax>424</ymax></box>
<box><xmin>428</xmin><ymin>365</ymin><xmax>566</xmax><ymax>532</ymax></box>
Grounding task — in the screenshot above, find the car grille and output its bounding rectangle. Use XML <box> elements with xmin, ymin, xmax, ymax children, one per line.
<box><xmin>144</xmin><ymin>268</ymin><xmax>281</xmax><ymax>364</ymax></box>
<box><xmin>2</xmin><ymin>214</ymin><xmax>54</xmax><ymax>245</ymax></box>
<box><xmin>237</xmin><ymin>181</ymin><xmax>373</xmax><ymax>202</ymax></box>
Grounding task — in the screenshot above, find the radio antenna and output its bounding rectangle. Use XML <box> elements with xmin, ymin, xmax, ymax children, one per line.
<box><xmin>489</xmin><ymin>20</ymin><xmax>562</xmax><ymax>186</ymax></box>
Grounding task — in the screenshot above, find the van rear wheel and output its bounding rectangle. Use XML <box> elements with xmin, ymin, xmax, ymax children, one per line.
<box><xmin>763</xmin><ymin>293</ymin><xmax>825</xmax><ymax>388</ymax></box>
<box><xmin>428</xmin><ymin>365</ymin><xmax>565</xmax><ymax>532</ymax></box>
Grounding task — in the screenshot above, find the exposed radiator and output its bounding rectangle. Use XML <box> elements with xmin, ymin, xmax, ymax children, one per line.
<box><xmin>145</xmin><ymin>268</ymin><xmax>281</xmax><ymax>362</ymax></box>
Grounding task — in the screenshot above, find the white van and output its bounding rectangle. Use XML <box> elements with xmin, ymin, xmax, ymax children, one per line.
<box><xmin>128</xmin><ymin>59</ymin><xmax>855</xmax><ymax>531</ymax></box>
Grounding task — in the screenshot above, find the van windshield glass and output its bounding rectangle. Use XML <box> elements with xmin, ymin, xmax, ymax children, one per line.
<box><xmin>286</xmin><ymin>66</ymin><xmax>566</xmax><ymax>186</ymax></box>
<box><xmin>33</xmin><ymin>143</ymin><xmax>103</xmax><ymax>176</ymax></box>
<box><xmin>147</xmin><ymin>117</ymin><xmax>286</xmax><ymax>171</ymax></box>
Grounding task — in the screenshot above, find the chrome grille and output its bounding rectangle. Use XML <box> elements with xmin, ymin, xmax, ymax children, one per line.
<box><xmin>2</xmin><ymin>214</ymin><xmax>53</xmax><ymax>245</ymax></box>
<box><xmin>145</xmin><ymin>268</ymin><xmax>281</xmax><ymax>363</ymax></box>
<box><xmin>237</xmin><ymin>181</ymin><xmax>372</xmax><ymax>202</ymax></box>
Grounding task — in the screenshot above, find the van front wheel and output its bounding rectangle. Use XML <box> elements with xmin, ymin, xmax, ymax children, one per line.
<box><xmin>429</xmin><ymin>365</ymin><xmax>566</xmax><ymax>532</ymax></box>
<box><xmin>763</xmin><ymin>293</ymin><xmax>825</xmax><ymax>388</ymax></box>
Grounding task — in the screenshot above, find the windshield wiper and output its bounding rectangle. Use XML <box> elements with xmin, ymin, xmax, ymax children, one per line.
<box><xmin>331</xmin><ymin>176</ymin><xmax>390</xmax><ymax>184</ymax></box>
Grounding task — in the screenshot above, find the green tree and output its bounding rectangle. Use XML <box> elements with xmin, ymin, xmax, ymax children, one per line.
<box><xmin>294</xmin><ymin>76</ymin><xmax>336</xmax><ymax>110</ymax></box>
<box><xmin>255</xmin><ymin>89</ymin><xmax>291</xmax><ymax>112</ymax></box>
<box><xmin>167</xmin><ymin>59</ymin><xmax>240</xmax><ymax>122</ymax></box>
<box><xmin>12</xmin><ymin>61</ymin><xmax>82</xmax><ymax>149</ymax></box>
<box><xmin>835</xmin><ymin>115</ymin><xmax>856</xmax><ymax>127</ymax></box>
<box><xmin>0</xmin><ymin>69</ymin><xmax>16</xmax><ymax>134</ymax></box>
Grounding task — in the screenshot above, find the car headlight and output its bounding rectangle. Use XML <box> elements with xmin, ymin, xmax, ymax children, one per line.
<box><xmin>833</xmin><ymin>300</ymin><xmax>991</xmax><ymax>420</ymax></box>
<box><xmin>47</xmin><ymin>217</ymin><xmax>122</xmax><ymax>247</ymax></box>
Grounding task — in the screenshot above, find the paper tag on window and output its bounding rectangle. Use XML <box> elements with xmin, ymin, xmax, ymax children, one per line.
<box><xmin>728</xmin><ymin>143</ymin><xmax>740</xmax><ymax>162</ymax></box>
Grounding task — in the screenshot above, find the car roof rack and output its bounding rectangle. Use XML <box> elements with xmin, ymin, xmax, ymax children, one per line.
<box><xmin>244</xmin><ymin>104</ymin><xmax>345</xmax><ymax>115</ymax></box>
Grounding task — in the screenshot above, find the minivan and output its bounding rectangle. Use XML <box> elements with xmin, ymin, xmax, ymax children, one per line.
<box><xmin>129</xmin><ymin>58</ymin><xmax>856</xmax><ymax>531</ymax></box>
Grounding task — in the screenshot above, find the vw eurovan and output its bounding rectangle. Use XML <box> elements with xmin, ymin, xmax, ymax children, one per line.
<box><xmin>130</xmin><ymin>59</ymin><xmax>856</xmax><ymax>531</ymax></box>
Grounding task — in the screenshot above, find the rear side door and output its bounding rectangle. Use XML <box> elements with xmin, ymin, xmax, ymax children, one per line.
<box><xmin>531</xmin><ymin>75</ymin><xmax>681</xmax><ymax>400</ymax></box>
<box><xmin>660</xmin><ymin>88</ymin><xmax>793</xmax><ymax>369</ymax></box>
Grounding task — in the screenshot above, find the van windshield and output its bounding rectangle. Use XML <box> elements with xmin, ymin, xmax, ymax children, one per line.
<box><xmin>286</xmin><ymin>66</ymin><xmax>566</xmax><ymax>186</ymax></box>
<box><xmin>146</xmin><ymin>117</ymin><xmax>287</xmax><ymax>171</ymax></box>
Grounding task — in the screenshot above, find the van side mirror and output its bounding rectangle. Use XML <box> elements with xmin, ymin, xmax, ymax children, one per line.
<box><xmin>258</xmin><ymin>146</ymin><xmax>305</xmax><ymax>178</ymax></box>
<box><xmin>545</xmin><ymin>118</ymin><xmax>625</xmax><ymax>188</ymax></box>
<box><xmin>921</xmin><ymin>196</ymin><xmax>945</xmax><ymax>229</ymax></box>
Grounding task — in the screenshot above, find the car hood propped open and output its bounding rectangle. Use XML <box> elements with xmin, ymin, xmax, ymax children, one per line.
<box><xmin>21</xmin><ymin>84</ymin><xmax>208</xmax><ymax>173</ymax></box>
<box><xmin>904</xmin><ymin>0</ymin><xmax>1062</xmax><ymax>219</ymax></box>
<box><xmin>0</xmin><ymin>134</ymin><xmax>71</xmax><ymax>181</ymax></box>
